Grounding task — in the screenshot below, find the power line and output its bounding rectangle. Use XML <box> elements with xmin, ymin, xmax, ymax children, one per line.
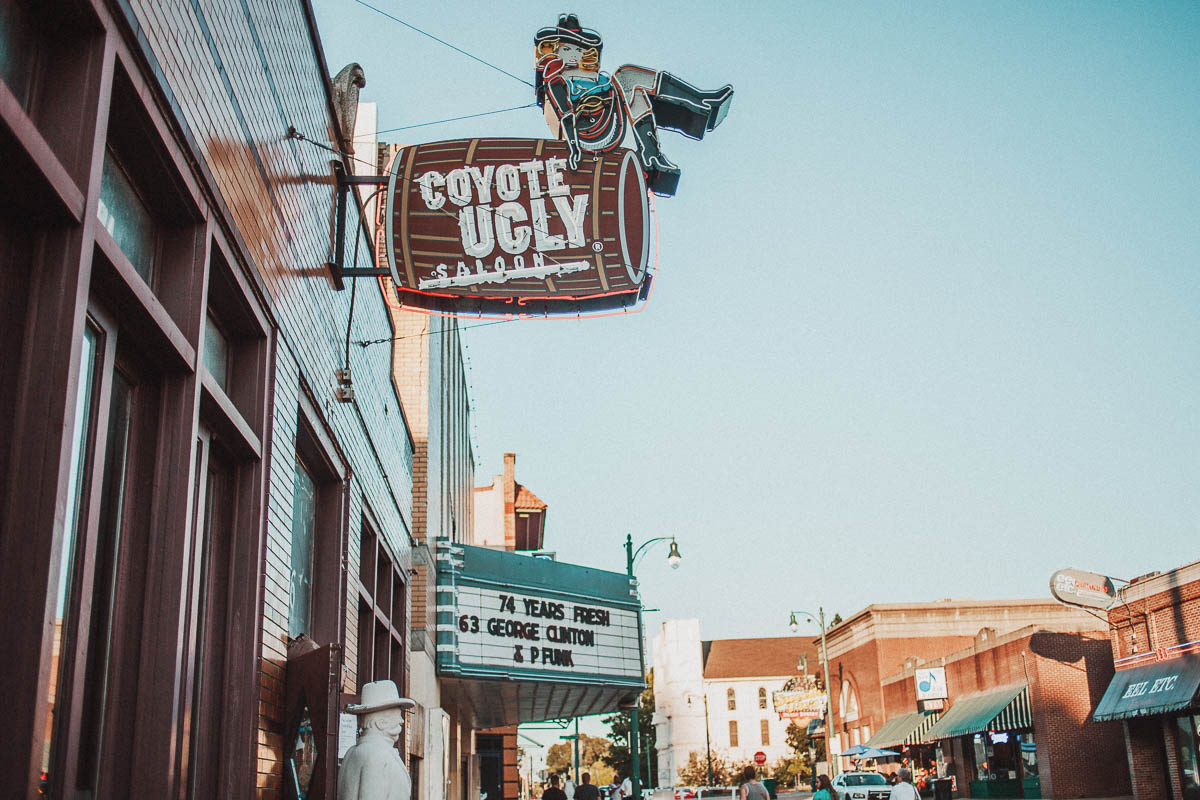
<box><xmin>357</xmin><ymin>317</ymin><xmax>518</xmax><ymax>348</ymax></box>
<box><xmin>352</xmin><ymin>0</ymin><xmax>534</xmax><ymax>88</ymax></box>
<box><xmin>375</xmin><ymin>103</ymin><xmax>538</xmax><ymax>135</ymax></box>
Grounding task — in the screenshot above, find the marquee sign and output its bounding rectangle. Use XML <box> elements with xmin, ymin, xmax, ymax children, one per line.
<box><xmin>436</xmin><ymin>541</ymin><xmax>644</xmax><ymax>690</ymax></box>
<box><xmin>1050</xmin><ymin>568</ymin><xmax>1118</xmax><ymax>611</ymax></box>
<box><xmin>773</xmin><ymin>675</ymin><xmax>826</xmax><ymax>721</ymax></box>
<box><xmin>383</xmin><ymin>138</ymin><xmax>650</xmax><ymax>316</ymax></box>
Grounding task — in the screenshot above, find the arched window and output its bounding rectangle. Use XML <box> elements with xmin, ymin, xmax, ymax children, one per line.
<box><xmin>758</xmin><ymin>687</ymin><xmax>768</xmax><ymax>709</ymax></box>
<box><xmin>839</xmin><ymin>679</ymin><xmax>860</xmax><ymax>723</ymax></box>
<box><xmin>727</xmin><ymin>687</ymin><xmax>736</xmax><ymax>710</ymax></box>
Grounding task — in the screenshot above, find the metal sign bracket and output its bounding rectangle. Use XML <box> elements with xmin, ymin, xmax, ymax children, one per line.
<box><xmin>326</xmin><ymin>163</ymin><xmax>390</xmax><ymax>290</ymax></box>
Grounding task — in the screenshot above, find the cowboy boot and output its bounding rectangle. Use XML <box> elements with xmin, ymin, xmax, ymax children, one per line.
<box><xmin>652</xmin><ymin>72</ymin><xmax>734</xmax><ymax>139</ymax></box>
<box><xmin>631</xmin><ymin>116</ymin><xmax>681</xmax><ymax>197</ymax></box>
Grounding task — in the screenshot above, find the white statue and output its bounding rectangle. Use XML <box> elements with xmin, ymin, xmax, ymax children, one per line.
<box><xmin>339</xmin><ymin>680</ymin><xmax>416</xmax><ymax>800</ymax></box>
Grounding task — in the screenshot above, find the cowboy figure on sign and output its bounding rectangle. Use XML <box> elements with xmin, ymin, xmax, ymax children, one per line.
<box><xmin>534</xmin><ymin>13</ymin><xmax>733</xmax><ymax>197</ymax></box>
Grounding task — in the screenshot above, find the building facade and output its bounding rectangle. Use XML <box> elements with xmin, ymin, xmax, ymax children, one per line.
<box><xmin>652</xmin><ymin>620</ymin><xmax>818</xmax><ymax>785</ymax></box>
<box><xmin>877</xmin><ymin>621</ymin><xmax>1129</xmax><ymax>798</ymax></box>
<box><xmin>819</xmin><ymin>599</ymin><xmax>1099</xmax><ymax>760</ymax></box>
<box><xmin>1096</xmin><ymin>560</ymin><xmax>1200</xmax><ymax>800</ymax></box>
<box><xmin>0</xmin><ymin>1</ymin><xmax>418</xmax><ymax>797</ymax></box>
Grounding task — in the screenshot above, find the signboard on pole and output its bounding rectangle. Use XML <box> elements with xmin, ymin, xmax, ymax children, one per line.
<box><xmin>773</xmin><ymin>675</ymin><xmax>826</xmax><ymax>721</ymax></box>
<box><xmin>754</xmin><ymin>752</ymin><xmax>766</xmax><ymax>766</ymax></box>
<box><xmin>1050</xmin><ymin>568</ymin><xmax>1118</xmax><ymax>611</ymax></box>
<box><xmin>383</xmin><ymin>139</ymin><xmax>651</xmax><ymax>316</ymax></box>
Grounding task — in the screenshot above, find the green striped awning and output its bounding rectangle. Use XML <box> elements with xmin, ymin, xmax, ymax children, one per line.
<box><xmin>921</xmin><ymin>684</ymin><xmax>1032</xmax><ymax>742</ymax></box>
<box><xmin>866</xmin><ymin>711</ymin><xmax>941</xmax><ymax>749</ymax></box>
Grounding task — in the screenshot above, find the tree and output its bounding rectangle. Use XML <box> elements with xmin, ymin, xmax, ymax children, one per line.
<box><xmin>547</xmin><ymin>734</ymin><xmax>611</xmax><ymax>777</ymax></box>
<box><xmin>784</xmin><ymin>721</ymin><xmax>825</xmax><ymax>786</ymax></box>
<box><xmin>676</xmin><ymin>750</ymin><xmax>742</xmax><ymax>787</ymax></box>
<box><xmin>603</xmin><ymin>671</ymin><xmax>657</xmax><ymax>784</ymax></box>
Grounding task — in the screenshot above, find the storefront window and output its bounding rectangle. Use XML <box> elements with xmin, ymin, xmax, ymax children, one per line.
<box><xmin>1018</xmin><ymin>732</ymin><xmax>1038</xmax><ymax>777</ymax></box>
<box><xmin>0</xmin><ymin>0</ymin><xmax>38</xmax><ymax>107</ymax></box>
<box><xmin>1177</xmin><ymin>715</ymin><xmax>1200</xmax><ymax>800</ymax></box>
<box><xmin>97</xmin><ymin>149</ymin><xmax>157</xmax><ymax>284</ymax></box>
<box><xmin>42</xmin><ymin>323</ymin><xmax>100</xmax><ymax>785</ymax></box>
<box><xmin>971</xmin><ymin>732</ymin><xmax>1020</xmax><ymax>781</ymax></box>
<box><xmin>288</xmin><ymin>457</ymin><xmax>317</xmax><ymax>639</ymax></box>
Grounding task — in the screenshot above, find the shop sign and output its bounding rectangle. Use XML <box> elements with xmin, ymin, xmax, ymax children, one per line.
<box><xmin>774</xmin><ymin>675</ymin><xmax>826</xmax><ymax>720</ymax></box>
<box><xmin>916</xmin><ymin>667</ymin><xmax>948</xmax><ymax>701</ymax></box>
<box><xmin>1050</xmin><ymin>568</ymin><xmax>1117</xmax><ymax>611</ymax></box>
<box><xmin>436</xmin><ymin>542</ymin><xmax>643</xmax><ymax>686</ymax></box>
<box><xmin>384</xmin><ymin>139</ymin><xmax>650</xmax><ymax>316</ymax></box>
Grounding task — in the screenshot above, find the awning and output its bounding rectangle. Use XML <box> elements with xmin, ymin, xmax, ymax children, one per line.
<box><xmin>922</xmin><ymin>683</ymin><xmax>1031</xmax><ymax>742</ymax></box>
<box><xmin>1093</xmin><ymin>654</ymin><xmax>1200</xmax><ymax>722</ymax></box>
<box><xmin>866</xmin><ymin>710</ymin><xmax>941</xmax><ymax>749</ymax></box>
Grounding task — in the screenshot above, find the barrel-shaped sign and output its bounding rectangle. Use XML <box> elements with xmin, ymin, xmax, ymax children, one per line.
<box><xmin>384</xmin><ymin>138</ymin><xmax>651</xmax><ymax>315</ymax></box>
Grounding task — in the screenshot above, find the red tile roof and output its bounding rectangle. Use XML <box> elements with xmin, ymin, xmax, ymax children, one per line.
<box><xmin>702</xmin><ymin>636</ymin><xmax>820</xmax><ymax>680</ymax></box>
<box><xmin>514</xmin><ymin>484</ymin><xmax>546</xmax><ymax>510</ymax></box>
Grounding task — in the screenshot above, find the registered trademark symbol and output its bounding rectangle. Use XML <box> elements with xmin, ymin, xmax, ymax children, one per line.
<box><xmin>591</xmin><ymin>241</ymin><xmax>604</xmax><ymax>252</ymax></box>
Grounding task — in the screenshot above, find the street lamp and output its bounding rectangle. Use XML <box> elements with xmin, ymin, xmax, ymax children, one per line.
<box><xmin>684</xmin><ymin>691</ymin><xmax>714</xmax><ymax>787</ymax></box>
<box><xmin>787</xmin><ymin>608</ymin><xmax>837</xmax><ymax>779</ymax></box>
<box><xmin>625</xmin><ymin>535</ymin><xmax>683</xmax><ymax>800</ymax></box>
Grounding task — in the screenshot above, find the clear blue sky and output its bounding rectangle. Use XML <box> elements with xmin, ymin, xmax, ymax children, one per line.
<box><xmin>313</xmin><ymin>2</ymin><xmax>1200</xmax><ymax>655</ymax></box>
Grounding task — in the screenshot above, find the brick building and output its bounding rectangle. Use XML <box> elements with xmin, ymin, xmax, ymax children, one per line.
<box><xmin>1095</xmin><ymin>560</ymin><xmax>1200</xmax><ymax>800</ymax></box>
<box><xmin>877</xmin><ymin>621</ymin><xmax>1129</xmax><ymax>798</ymax></box>
<box><xmin>816</xmin><ymin>598</ymin><xmax>1135</xmax><ymax>797</ymax></box>
<box><xmin>0</xmin><ymin>1</ymin><xmax>418</xmax><ymax>797</ymax></box>
<box><xmin>821</xmin><ymin>599</ymin><xmax>1096</xmax><ymax>756</ymax></box>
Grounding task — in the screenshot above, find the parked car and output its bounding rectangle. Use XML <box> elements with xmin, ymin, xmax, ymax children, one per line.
<box><xmin>832</xmin><ymin>773</ymin><xmax>890</xmax><ymax>800</ymax></box>
<box><xmin>674</xmin><ymin>788</ymin><xmax>697</xmax><ymax>800</ymax></box>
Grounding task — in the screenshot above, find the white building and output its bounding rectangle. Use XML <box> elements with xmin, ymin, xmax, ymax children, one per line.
<box><xmin>652</xmin><ymin>620</ymin><xmax>818</xmax><ymax>786</ymax></box>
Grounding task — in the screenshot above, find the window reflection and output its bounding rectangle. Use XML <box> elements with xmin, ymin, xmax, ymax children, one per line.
<box><xmin>97</xmin><ymin>150</ymin><xmax>157</xmax><ymax>284</ymax></box>
<box><xmin>1178</xmin><ymin>715</ymin><xmax>1200</xmax><ymax>800</ymax></box>
<box><xmin>289</xmin><ymin>457</ymin><xmax>317</xmax><ymax>639</ymax></box>
<box><xmin>42</xmin><ymin>323</ymin><xmax>100</xmax><ymax>788</ymax></box>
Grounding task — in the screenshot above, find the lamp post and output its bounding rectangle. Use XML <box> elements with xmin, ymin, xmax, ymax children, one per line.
<box><xmin>626</xmin><ymin>534</ymin><xmax>682</xmax><ymax>800</ymax></box>
<box><xmin>684</xmin><ymin>690</ymin><xmax>713</xmax><ymax>787</ymax></box>
<box><xmin>788</xmin><ymin>608</ymin><xmax>837</xmax><ymax>779</ymax></box>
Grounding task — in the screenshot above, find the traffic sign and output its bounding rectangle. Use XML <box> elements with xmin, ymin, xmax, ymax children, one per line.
<box><xmin>754</xmin><ymin>751</ymin><xmax>766</xmax><ymax>765</ymax></box>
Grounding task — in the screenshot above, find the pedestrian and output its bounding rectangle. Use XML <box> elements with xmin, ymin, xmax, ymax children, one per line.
<box><xmin>812</xmin><ymin>775</ymin><xmax>838</xmax><ymax>800</ymax></box>
<box><xmin>544</xmin><ymin>774</ymin><xmax>569</xmax><ymax>800</ymax></box>
<box><xmin>887</xmin><ymin>769</ymin><xmax>920</xmax><ymax>800</ymax></box>
<box><xmin>620</xmin><ymin>773</ymin><xmax>633</xmax><ymax>800</ymax></box>
<box><xmin>565</xmin><ymin>774</ymin><xmax>577</xmax><ymax>800</ymax></box>
<box><xmin>576</xmin><ymin>773</ymin><xmax>601</xmax><ymax>800</ymax></box>
<box><xmin>739</xmin><ymin>766</ymin><xmax>769</xmax><ymax>800</ymax></box>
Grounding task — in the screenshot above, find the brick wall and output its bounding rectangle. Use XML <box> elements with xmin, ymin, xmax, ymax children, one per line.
<box><xmin>1104</xmin><ymin>567</ymin><xmax>1200</xmax><ymax>800</ymax></box>
<box><xmin>1109</xmin><ymin>573</ymin><xmax>1200</xmax><ymax>660</ymax></box>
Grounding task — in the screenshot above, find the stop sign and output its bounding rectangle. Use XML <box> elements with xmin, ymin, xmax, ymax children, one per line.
<box><xmin>754</xmin><ymin>751</ymin><xmax>766</xmax><ymax>765</ymax></box>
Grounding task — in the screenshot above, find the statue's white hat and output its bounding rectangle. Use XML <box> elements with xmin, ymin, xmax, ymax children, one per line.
<box><xmin>345</xmin><ymin>680</ymin><xmax>417</xmax><ymax>715</ymax></box>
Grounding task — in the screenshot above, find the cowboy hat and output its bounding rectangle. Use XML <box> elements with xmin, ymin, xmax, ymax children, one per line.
<box><xmin>534</xmin><ymin>14</ymin><xmax>602</xmax><ymax>50</ymax></box>
<box><xmin>345</xmin><ymin>680</ymin><xmax>417</xmax><ymax>715</ymax></box>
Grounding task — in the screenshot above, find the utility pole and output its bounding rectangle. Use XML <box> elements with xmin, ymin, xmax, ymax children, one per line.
<box><xmin>574</xmin><ymin>718</ymin><xmax>581</xmax><ymax>783</ymax></box>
